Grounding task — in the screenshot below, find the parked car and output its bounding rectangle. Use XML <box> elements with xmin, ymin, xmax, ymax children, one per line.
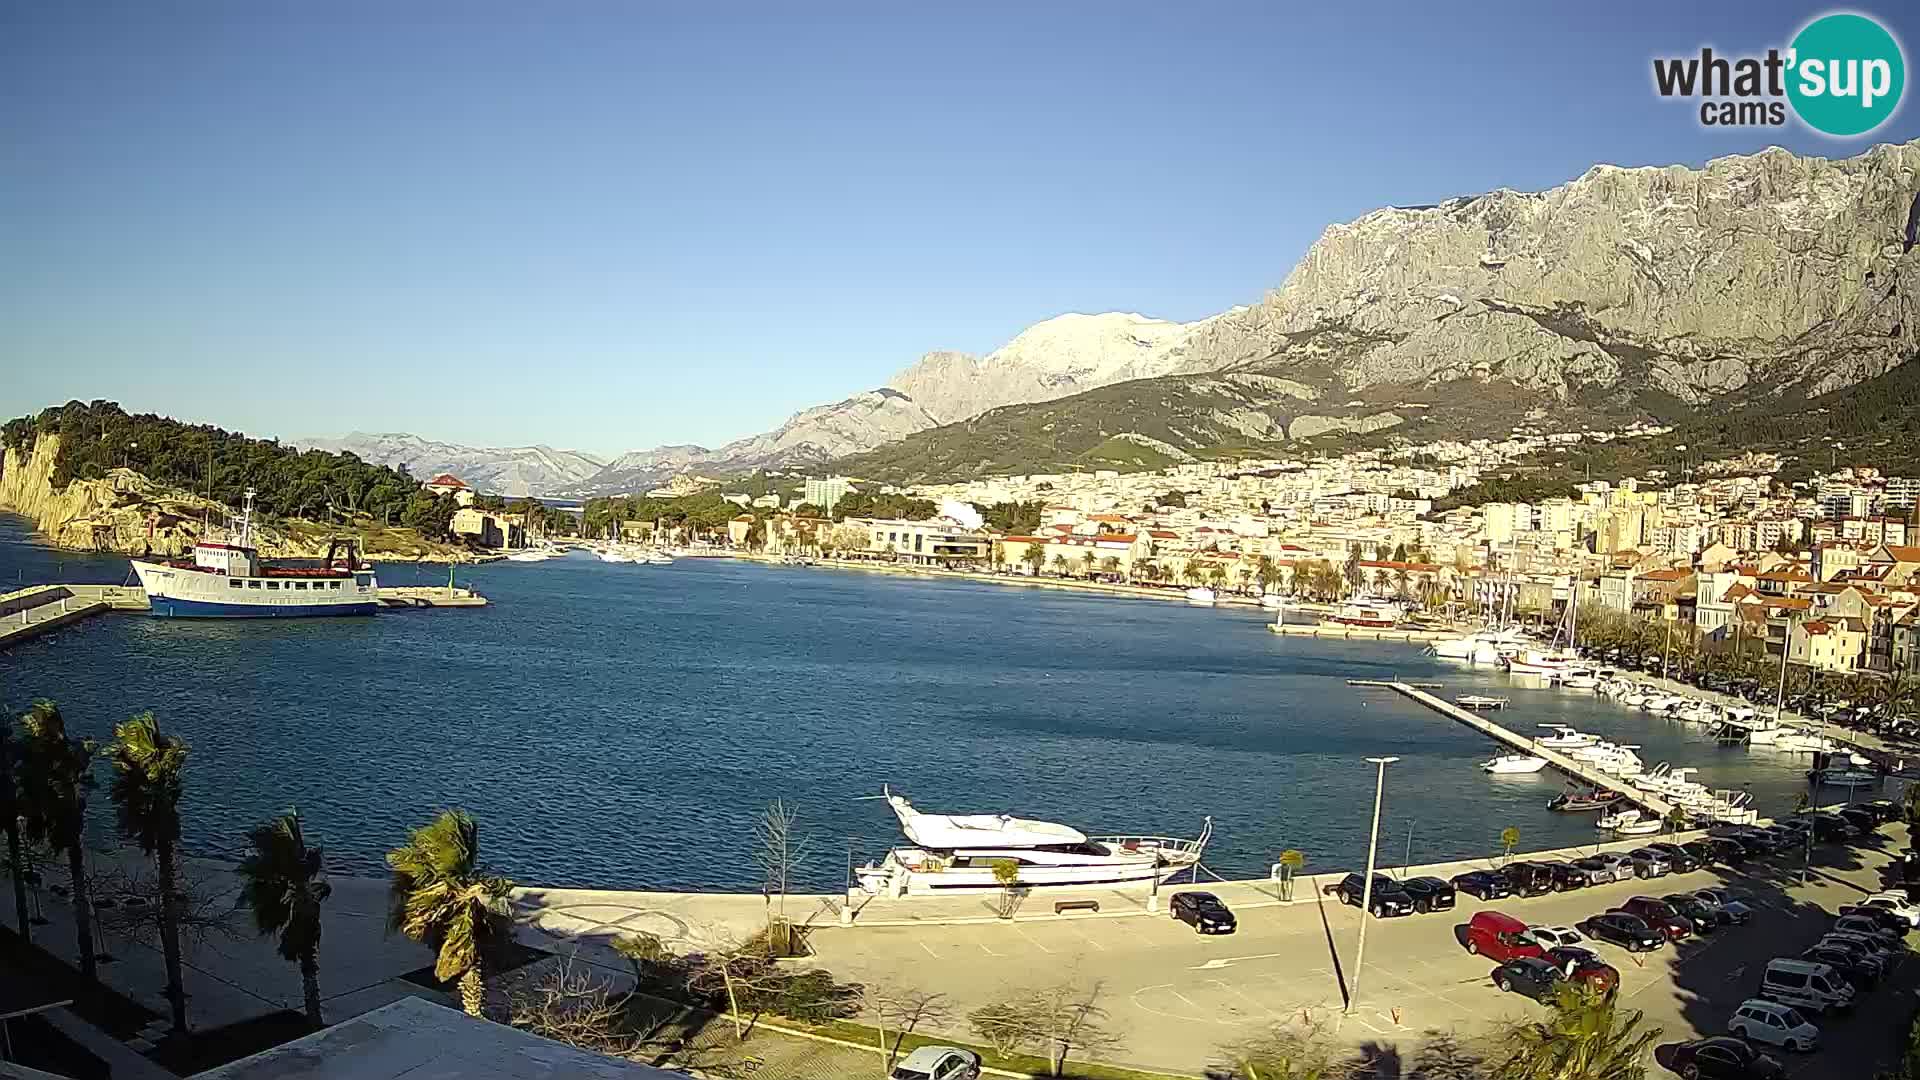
<box><xmin>1524</xmin><ymin>924</ymin><xmax>1585</xmax><ymax>949</ymax></box>
<box><xmin>1491</xmin><ymin>957</ymin><xmax>1566</xmax><ymax>1002</ymax></box>
<box><xmin>1822</xmin><ymin>930</ymin><xmax>1900</xmax><ymax>964</ymax></box>
<box><xmin>1503</xmin><ymin>861</ymin><xmax>1556</xmax><ymax>897</ymax></box>
<box><xmin>1578</xmin><ymin>912</ymin><xmax>1667</xmax><ymax>952</ymax></box>
<box><xmin>1543</xmin><ymin>861</ymin><xmax>1591</xmax><ymax>891</ymax></box>
<box><xmin>1644</xmin><ymin>842</ymin><xmax>1700</xmax><ymax>873</ymax></box>
<box><xmin>1661</xmin><ymin>893</ymin><xmax>1725</xmax><ymax>933</ymax></box>
<box><xmin>1169</xmin><ymin>891</ymin><xmax>1237</xmax><ymax>934</ymax></box>
<box><xmin>1837</xmin><ymin>807</ymin><xmax>1881</xmax><ymax>836</ymax></box>
<box><xmin>1801</xmin><ymin>942</ymin><xmax>1883</xmax><ymax>988</ymax></box>
<box><xmin>1727</xmin><ymin>999</ymin><xmax>1819</xmax><ymax>1053</ymax></box>
<box><xmin>1465</xmin><ymin>910</ymin><xmax>1547</xmax><ymax>962</ymax></box>
<box><xmin>890</xmin><ymin>1046</ymin><xmax>982</xmax><ymax>1080</ymax></box>
<box><xmin>1546</xmin><ymin>946</ymin><xmax>1619</xmax><ymax>995</ymax></box>
<box><xmin>1833</xmin><ymin>912</ymin><xmax>1906</xmax><ymax>948</ymax></box>
<box><xmin>1626</xmin><ymin>848</ymin><xmax>1672</xmax><ymax>879</ymax></box>
<box><xmin>1668</xmin><ymin>1037</ymin><xmax>1785</xmax><ymax>1080</ymax></box>
<box><xmin>1719</xmin><ymin>828</ymin><xmax>1778</xmax><ymax>855</ymax></box>
<box><xmin>1855</xmin><ymin>891</ymin><xmax>1920</xmax><ymax>928</ymax></box>
<box><xmin>1863</xmin><ymin>798</ymin><xmax>1901</xmax><ymax>823</ymax></box>
<box><xmin>1567</xmin><ymin>857</ymin><xmax>1615</xmax><ymax>886</ymax></box>
<box><xmin>1805</xmin><ymin>814</ymin><xmax>1857</xmax><ymax>843</ymax></box>
<box><xmin>1450</xmin><ymin>869</ymin><xmax>1513</xmax><ymax>901</ymax></box>
<box><xmin>1593</xmin><ymin>852</ymin><xmax>1636</xmax><ymax>880</ymax></box>
<box><xmin>1693</xmin><ymin>887</ymin><xmax>1755</xmax><ymax>924</ymax></box>
<box><xmin>1701</xmin><ymin>836</ymin><xmax>1748</xmax><ymax>864</ymax></box>
<box><xmin>1325</xmin><ymin>873</ymin><xmax>1415</xmax><ymax>917</ymax></box>
<box><xmin>1836</xmin><ymin>904</ymin><xmax>1911</xmax><ymax>938</ymax></box>
<box><xmin>1612</xmin><ymin>896</ymin><xmax>1692</xmax><ymax>941</ymax></box>
<box><xmin>1398</xmin><ymin>876</ymin><xmax>1456</xmax><ymax>914</ymax></box>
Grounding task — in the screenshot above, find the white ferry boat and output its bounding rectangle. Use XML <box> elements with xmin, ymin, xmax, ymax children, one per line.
<box><xmin>130</xmin><ymin>490</ymin><xmax>378</xmax><ymax>618</ymax></box>
<box><xmin>853</xmin><ymin>789</ymin><xmax>1210</xmax><ymax>896</ymax></box>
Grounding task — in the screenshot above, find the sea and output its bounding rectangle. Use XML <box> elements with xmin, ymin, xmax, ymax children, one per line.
<box><xmin>0</xmin><ymin>513</ymin><xmax>1861</xmax><ymax>893</ymax></box>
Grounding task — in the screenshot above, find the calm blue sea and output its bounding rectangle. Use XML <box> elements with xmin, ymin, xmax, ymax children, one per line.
<box><xmin>0</xmin><ymin>514</ymin><xmax>1845</xmax><ymax>892</ymax></box>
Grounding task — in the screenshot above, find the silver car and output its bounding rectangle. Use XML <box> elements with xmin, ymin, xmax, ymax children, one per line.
<box><xmin>1628</xmin><ymin>848</ymin><xmax>1672</xmax><ymax>879</ymax></box>
<box><xmin>1594</xmin><ymin>852</ymin><xmax>1635</xmax><ymax>882</ymax></box>
<box><xmin>890</xmin><ymin>1046</ymin><xmax>982</xmax><ymax>1080</ymax></box>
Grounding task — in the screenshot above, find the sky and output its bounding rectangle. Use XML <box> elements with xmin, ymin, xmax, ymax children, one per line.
<box><xmin>6</xmin><ymin>1</ymin><xmax>1920</xmax><ymax>457</ymax></box>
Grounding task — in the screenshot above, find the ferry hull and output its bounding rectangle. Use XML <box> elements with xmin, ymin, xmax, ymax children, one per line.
<box><xmin>148</xmin><ymin>597</ymin><xmax>378</xmax><ymax>618</ymax></box>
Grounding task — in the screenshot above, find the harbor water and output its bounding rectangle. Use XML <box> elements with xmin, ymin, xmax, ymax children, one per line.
<box><xmin>0</xmin><ymin>514</ymin><xmax>1854</xmax><ymax>892</ymax></box>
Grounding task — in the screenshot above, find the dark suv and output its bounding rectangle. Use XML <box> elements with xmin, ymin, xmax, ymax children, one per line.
<box><xmin>1613</xmin><ymin>896</ymin><xmax>1692</xmax><ymax>941</ymax></box>
<box><xmin>1325</xmin><ymin>873</ymin><xmax>1415</xmax><ymax>917</ymax></box>
<box><xmin>1544</xmin><ymin>862</ymin><xmax>1590</xmax><ymax>891</ymax></box>
<box><xmin>1398</xmin><ymin>876</ymin><xmax>1456</xmax><ymax>913</ymax></box>
<box><xmin>1643</xmin><ymin>842</ymin><xmax>1699</xmax><ymax>873</ymax></box>
<box><xmin>1450</xmin><ymin>870</ymin><xmax>1513</xmax><ymax>901</ymax></box>
<box><xmin>1503</xmin><ymin>862</ymin><xmax>1556</xmax><ymax>897</ymax></box>
<box><xmin>1169</xmin><ymin>891</ymin><xmax>1236</xmax><ymax>934</ymax></box>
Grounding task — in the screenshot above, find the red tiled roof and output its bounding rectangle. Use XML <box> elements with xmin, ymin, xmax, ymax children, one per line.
<box><xmin>427</xmin><ymin>473</ymin><xmax>468</xmax><ymax>488</ymax></box>
<box><xmin>1639</xmin><ymin>569</ymin><xmax>1693</xmax><ymax>581</ymax></box>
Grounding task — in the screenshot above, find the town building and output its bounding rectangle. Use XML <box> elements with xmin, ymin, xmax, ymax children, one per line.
<box><xmin>425</xmin><ymin>473</ymin><xmax>476</xmax><ymax>506</ymax></box>
<box><xmin>803</xmin><ymin>476</ymin><xmax>854</xmax><ymax>513</ymax></box>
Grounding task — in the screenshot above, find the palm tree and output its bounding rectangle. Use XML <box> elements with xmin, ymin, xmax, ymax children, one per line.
<box><xmin>238</xmin><ymin>810</ymin><xmax>332</xmax><ymax>1025</ymax></box>
<box><xmin>1393</xmin><ymin>568</ymin><xmax>1412</xmax><ymax>602</ymax></box>
<box><xmin>107</xmin><ymin>712</ymin><xmax>190</xmax><ymax>1032</ymax></box>
<box><xmin>1079</xmin><ymin>551</ymin><xmax>1096</xmax><ymax>579</ymax></box>
<box><xmin>14</xmin><ymin>701</ymin><xmax>100</xmax><ymax>981</ymax></box>
<box><xmin>386</xmin><ymin>810</ymin><xmax>514</xmax><ymax>1018</ymax></box>
<box><xmin>1496</xmin><ymin>984</ymin><xmax>1660</xmax><ymax>1080</ymax></box>
<box><xmin>1099</xmin><ymin>556</ymin><xmax>1121</xmax><ymax>579</ymax></box>
<box><xmin>1048</xmin><ymin>553</ymin><xmax>1068</xmax><ymax>577</ymax></box>
<box><xmin>1208</xmin><ymin>564</ymin><xmax>1228</xmax><ymax>589</ymax></box>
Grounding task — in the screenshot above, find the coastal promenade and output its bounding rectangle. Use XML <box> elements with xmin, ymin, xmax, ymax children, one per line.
<box><xmin>0</xmin><ymin>583</ymin><xmax>143</xmax><ymax>650</ymax></box>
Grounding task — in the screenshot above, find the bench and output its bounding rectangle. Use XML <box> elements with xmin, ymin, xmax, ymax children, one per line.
<box><xmin>1053</xmin><ymin>899</ymin><xmax>1099</xmax><ymax>915</ymax></box>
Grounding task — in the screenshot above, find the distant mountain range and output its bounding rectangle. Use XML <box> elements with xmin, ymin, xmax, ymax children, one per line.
<box><xmin>294</xmin><ymin>433</ymin><xmax>607</xmax><ymax>497</ymax></box>
<box><xmin>312</xmin><ymin>140</ymin><xmax>1920</xmax><ymax>494</ymax></box>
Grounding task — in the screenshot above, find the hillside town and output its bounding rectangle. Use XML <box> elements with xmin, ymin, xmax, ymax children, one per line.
<box><xmin>568</xmin><ymin>425</ymin><xmax>1920</xmax><ymax>681</ymax></box>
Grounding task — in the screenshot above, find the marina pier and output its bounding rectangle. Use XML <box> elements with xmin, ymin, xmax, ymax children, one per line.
<box><xmin>0</xmin><ymin>580</ymin><xmax>485</xmax><ymax>650</ymax></box>
<box><xmin>1370</xmin><ymin>680</ymin><xmax>1677</xmax><ymax>817</ymax></box>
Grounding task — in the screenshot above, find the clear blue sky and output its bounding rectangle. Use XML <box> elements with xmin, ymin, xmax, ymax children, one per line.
<box><xmin>5</xmin><ymin>1</ymin><xmax>1918</xmax><ymax>457</ymax></box>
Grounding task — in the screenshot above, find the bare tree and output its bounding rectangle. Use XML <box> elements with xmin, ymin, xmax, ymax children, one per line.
<box><xmin>509</xmin><ymin>953</ymin><xmax>644</xmax><ymax>1057</ymax></box>
<box><xmin>969</xmin><ymin>980</ymin><xmax>1120</xmax><ymax>1077</ymax></box>
<box><xmin>92</xmin><ymin>858</ymin><xmax>237</xmax><ymax>955</ymax></box>
<box><xmin>754</xmin><ymin>800</ymin><xmax>811</xmax><ymax>956</ymax></box>
<box><xmin>685</xmin><ymin>931</ymin><xmax>792</xmax><ymax>1041</ymax></box>
<box><xmin>1219</xmin><ymin>1017</ymin><xmax>1352</xmax><ymax>1079</ymax></box>
<box><xmin>611</xmin><ymin>930</ymin><xmax>667</xmax><ymax>989</ymax></box>
<box><xmin>1409</xmin><ymin>1029</ymin><xmax>1489</xmax><ymax>1080</ymax></box>
<box><xmin>864</xmin><ymin>983</ymin><xmax>951</xmax><ymax>1075</ymax></box>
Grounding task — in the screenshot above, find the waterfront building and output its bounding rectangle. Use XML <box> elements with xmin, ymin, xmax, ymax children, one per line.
<box><xmin>848</xmin><ymin>516</ymin><xmax>991</xmax><ymax>565</ymax></box>
<box><xmin>425</xmin><ymin>473</ymin><xmax>475</xmax><ymax>506</ymax></box>
<box><xmin>802</xmin><ymin>476</ymin><xmax>852</xmax><ymax>513</ymax></box>
<box><xmin>450</xmin><ymin>507</ymin><xmax>525</xmax><ymax>549</ymax></box>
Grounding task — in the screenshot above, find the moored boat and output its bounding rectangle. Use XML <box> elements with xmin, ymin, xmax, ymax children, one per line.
<box><xmin>1328</xmin><ymin>596</ymin><xmax>1404</xmax><ymax>628</ymax></box>
<box><xmin>853</xmin><ymin>788</ymin><xmax>1210</xmax><ymax>896</ymax></box>
<box><xmin>1455</xmin><ymin>695</ymin><xmax>1509</xmax><ymax>710</ymax></box>
<box><xmin>130</xmin><ymin>489</ymin><xmax>378</xmax><ymax>618</ymax></box>
<box><xmin>1184</xmin><ymin>587</ymin><xmax>1217</xmax><ymax>605</ymax></box>
<box><xmin>1482</xmin><ymin>754</ymin><xmax>1549</xmax><ymax>774</ymax></box>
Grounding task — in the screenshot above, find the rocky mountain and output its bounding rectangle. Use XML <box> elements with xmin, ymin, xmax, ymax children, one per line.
<box><xmin>297</xmin><ymin>432</ymin><xmax>608</xmax><ymax>496</ymax></box>
<box><xmin>567</xmin><ymin>389</ymin><xmax>940</xmax><ymax>494</ymax></box>
<box><xmin>569</xmin><ymin>314</ymin><xmax>1202</xmax><ymax>493</ymax></box>
<box><xmin>836</xmin><ymin>140</ymin><xmax>1920</xmax><ymax>482</ymax></box>
<box><xmin>885</xmin><ymin>311</ymin><xmax>1208</xmax><ymax>423</ymax></box>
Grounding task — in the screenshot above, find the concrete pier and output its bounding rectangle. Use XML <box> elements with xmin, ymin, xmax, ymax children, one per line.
<box><xmin>0</xmin><ymin>584</ymin><xmax>114</xmax><ymax>650</ymax></box>
<box><xmin>375</xmin><ymin>585</ymin><xmax>488</xmax><ymax>607</ymax></box>
<box><xmin>1375</xmin><ymin>680</ymin><xmax>1677</xmax><ymax>817</ymax></box>
<box><xmin>1269</xmin><ymin>622</ymin><xmax>1449</xmax><ymax>642</ymax></box>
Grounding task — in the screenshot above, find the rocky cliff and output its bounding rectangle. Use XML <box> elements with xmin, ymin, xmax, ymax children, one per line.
<box><xmin>1169</xmin><ymin>141</ymin><xmax>1920</xmax><ymax>404</ymax></box>
<box><xmin>0</xmin><ymin>434</ymin><xmax>471</xmax><ymax>561</ymax></box>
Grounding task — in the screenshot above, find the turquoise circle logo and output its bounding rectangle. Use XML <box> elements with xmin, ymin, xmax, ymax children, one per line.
<box><xmin>1788</xmin><ymin>13</ymin><xmax>1905</xmax><ymax>136</ymax></box>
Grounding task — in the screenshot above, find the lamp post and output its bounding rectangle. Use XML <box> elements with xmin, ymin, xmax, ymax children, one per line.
<box><xmin>1347</xmin><ymin>755</ymin><xmax>1399</xmax><ymax>1015</ymax></box>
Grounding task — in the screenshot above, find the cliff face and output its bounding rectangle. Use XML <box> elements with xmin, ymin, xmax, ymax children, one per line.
<box><xmin>0</xmin><ymin>434</ymin><xmax>466</xmax><ymax>560</ymax></box>
<box><xmin>1170</xmin><ymin>142</ymin><xmax>1920</xmax><ymax>404</ymax></box>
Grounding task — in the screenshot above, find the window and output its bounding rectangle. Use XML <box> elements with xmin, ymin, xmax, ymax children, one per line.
<box><xmin>248</xmin><ymin>580</ymin><xmax>262</xmax><ymax>589</ymax></box>
<box><xmin>294</xmin><ymin>582</ymin><xmax>308</xmax><ymax>590</ymax></box>
<box><xmin>229</xmin><ymin>579</ymin><xmax>243</xmax><ymax>589</ymax></box>
<box><xmin>330</xmin><ymin>581</ymin><xmax>341</xmax><ymax>590</ymax></box>
<box><xmin>266</xmin><ymin>581</ymin><xmax>279</xmax><ymax>589</ymax></box>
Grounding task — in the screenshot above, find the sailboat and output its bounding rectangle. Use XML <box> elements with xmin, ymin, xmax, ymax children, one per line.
<box><xmin>1507</xmin><ymin>578</ymin><xmax>1581</xmax><ymax>679</ymax></box>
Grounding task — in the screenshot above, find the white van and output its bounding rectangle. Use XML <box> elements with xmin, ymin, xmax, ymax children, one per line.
<box><xmin>1759</xmin><ymin>959</ymin><xmax>1854</xmax><ymax>1014</ymax></box>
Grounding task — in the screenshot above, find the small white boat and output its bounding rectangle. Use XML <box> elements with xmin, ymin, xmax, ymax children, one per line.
<box><xmin>1184</xmin><ymin>587</ymin><xmax>1217</xmax><ymax>605</ymax></box>
<box><xmin>1328</xmin><ymin>596</ymin><xmax>1404</xmax><ymax>628</ymax></box>
<box><xmin>1259</xmin><ymin>594</ymin><xmax>1285</xmax><ymax>610</ymax></box>
<box><xmin>1456</xmin><ymin>695</ymin><xmax>1509</xmax><ymax>710</ymax></box>
<box><xmin>645</xmin><ymin>550</ymin><xmax>675</xmax><ymax>565</ymax></box>
<box><xmin>1482</xmin><ymin>754</ymin><xmax>1549</xmax><ymax>774</ymax></box>
<box><xmin>595</xmin><ymin>549</ymin><xmax>633</xmax><ymax>563</ymax></box>
<box><xmin>1597</xmin><ymin>809</ymin><xmax>1661</xmax><ymax>835</ymax></box>
<box><xmin>1559</xmin><ymin>668</ymin><xmax>1600</xmax><ymax>690</ymax></box>
<box><xmin>1535</xmin><ymin>725</ymin><xmax>1598</xmax><ymax>749</ymax></box>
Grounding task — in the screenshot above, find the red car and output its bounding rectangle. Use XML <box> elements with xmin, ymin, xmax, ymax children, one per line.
<box><xmin>1611</xmin><ymin>896</ymin><xmax>1692</xmax><ymax>942</ymax></box>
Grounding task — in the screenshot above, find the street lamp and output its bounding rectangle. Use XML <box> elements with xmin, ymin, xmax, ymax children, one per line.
<box><xmin>1347</xmin><ymin>755</ymin><xmax>1399</xmax><ymax>1015</ymax></box>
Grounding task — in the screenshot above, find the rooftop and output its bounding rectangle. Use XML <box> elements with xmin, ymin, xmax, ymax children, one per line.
<box><xmin>195</xmin><ymin>997</ymin><xmax>676</xmax><ymax>1080</ymax></box>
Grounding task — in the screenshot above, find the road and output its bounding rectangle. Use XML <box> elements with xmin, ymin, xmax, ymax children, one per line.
<box><xmin>806</xmin><ymin>828</ymin><xmax>1919</xmax><ymax>1077</ymax></box>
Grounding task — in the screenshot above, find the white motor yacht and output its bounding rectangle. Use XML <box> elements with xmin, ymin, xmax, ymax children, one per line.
<box><xmin>1559</xmin><ymin>668</ymin><xmax>1600</xmax><ymax>690</ymax></box>
<box><xmin>1773</xmin><ymin>730</ymin><xmax>1841</xmax><ymax>754</ymax></box>
<box><xmin>1184</xmin><ymin>587</ymin><xmax>1217</xmax><ymax>605</ymax></box>
<box><xmin>1482</xmin><ymin>754</ymin><xmax>1549</xmax><ymax>774</ymax></box>
<box><xmin>1535</xmin><ymin>724</ymin><xmax>1599</xmax><ymax>749</ymax></box>
<box><xmin>853</xmin><ymin>789</ymin><xmax>1211</xmax><ymax>896</ymax></box>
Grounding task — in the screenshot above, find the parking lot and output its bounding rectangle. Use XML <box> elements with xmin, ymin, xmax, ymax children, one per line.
<box><xmin>808</xmin><ymin>827</ymin><xmax>1918</xmax><ymax>1076</ymax></box>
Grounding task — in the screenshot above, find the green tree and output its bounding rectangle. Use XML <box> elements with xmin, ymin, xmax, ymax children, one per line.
<box><xmin>387</xmin><ymin>810</ymin><xmax>515</xmax><ymax>1017</ymax></box>
<box><xmin>0</xmin><ymin>726</ymin><xmax>29</xmax><ymax>939</ymax></box>
<box><xmin>1099</xmin><ymin>555</ymin><xmax>1121</xmax><ymax>579</ymax></box>
<box><xmin>1343</xmin><ymin>549</ymin><xmax>1363</xmax><ymax>591</ymax></box>
<box><xmin>14</xmin><ymin>702</ymin><xmax>100</xmax><ymax>981</ymax></box>
<box><xmin>1208</xmin><ymin>564</ymin><xmax>1228</xmax><ymax>589</ymax></box>
<box><xmin>237</xmin><ymin>810</ymin><xmax>332</xmax><ymax>1025</ymax></box>
<box><xmin>1079</xmin><ymin>551</ymin><xmax>1096</xmax><ymax>578</ymax></box>
<box><xmin>1495</xmin><ymin>984</ymin><xmax>1660</xmax><ymax>1080</ymax></box>
<box><xmin>991</xmin><ymin>858</ymin><xmax>1022</xmax><ymax>919</ymax></box>
<box><xmin>1391</xmin><ymin>542</ymin><xmax>1408</xmax><ymax>562</ymax></box>
<box><xmin>106</xmin><ymin>712</ymin><xmax>191</xmax><ymax>1032</ymax></box>
<box><xmin>1048</xmin><ymin>553</ymin><xmax>1068</xmax><ymax>577</ymax></box>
